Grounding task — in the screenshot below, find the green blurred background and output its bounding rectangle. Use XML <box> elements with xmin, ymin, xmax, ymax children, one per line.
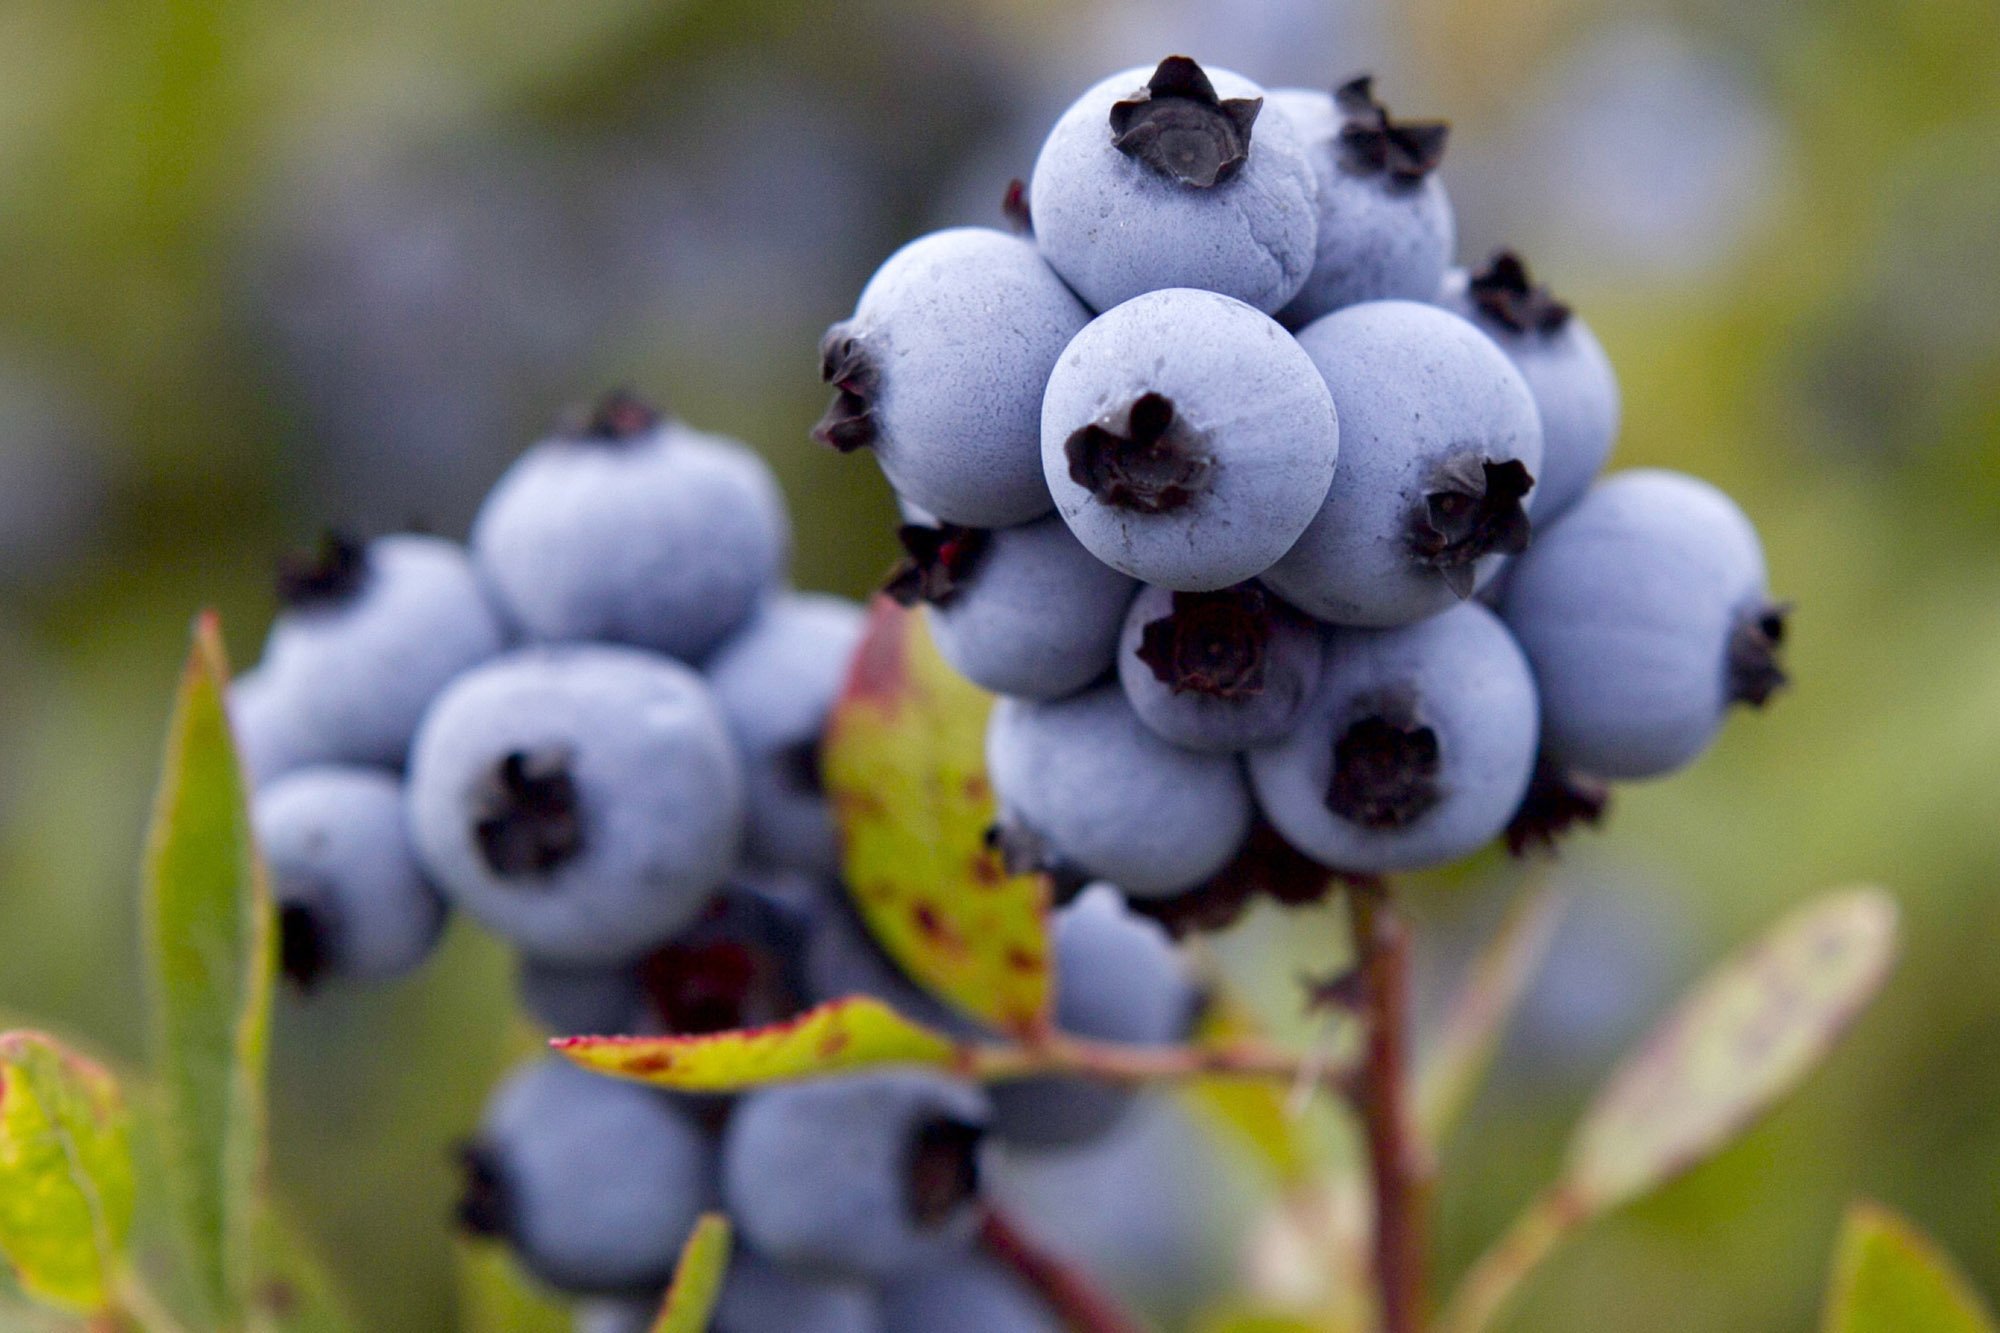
<box><xmin>2</xmin><ymin>0</ymin><xmax>1997</xmax><ymax>1328</ymax></box>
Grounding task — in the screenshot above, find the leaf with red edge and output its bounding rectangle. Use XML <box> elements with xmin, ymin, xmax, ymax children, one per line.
<box><xmin>822</xmin><ymin>598</ymin><xmax>1051</xmax><ymax>1036</ymax></box>
<box><xmin>554</xmin><ymin>998</ymin><xmax>960</xmax><ymax>1092</ymax></box>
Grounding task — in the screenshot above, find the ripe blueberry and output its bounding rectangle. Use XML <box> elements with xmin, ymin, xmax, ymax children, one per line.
<box><xmin>1116</xmin><ymin>582</ymin><xmax>1324</xmax><ymax>752</ymax></box>
<box><xmin>882</xmin><ymin>1254</ymin><xmax>1062</xmax><ymax>1333</ymax></box>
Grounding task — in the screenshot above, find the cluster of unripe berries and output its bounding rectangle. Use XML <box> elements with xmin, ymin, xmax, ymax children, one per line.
<box><xmin>822</xmin><ymin>56</ymin><xmax>1789</xmax><ymax>925</ymax></box>
<box><xmin>230</xmin><ymin>386</ymin><xmax>1192</xmax><ymax>1330</ymax></box>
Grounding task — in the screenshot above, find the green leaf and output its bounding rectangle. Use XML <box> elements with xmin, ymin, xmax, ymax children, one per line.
<box><xmin>556</xmin><ymin>997</ymin><xmax>961</xmax><ymax>1092</ymax></box>
<box><xmin>1821</xmin><ymin>1201</ymin><xmax>1997</xmax><ymax>1333</ymax></box>
<box><xmin>823</xmin><ymin>599</ymin><xmax>1052</xmax><ymax>1036</ymax></box>
<box><xmin>1563</xmin><ymin>887</ymin><xmax>1898</xmax><ymax>1215</ymax></box>
<box><xmin>1178</xmin><ymin>994</ymin><xmax>1333</xmax><ymax>1189</ymax></box>
<box><xmin>651</xmin><ymin>1213</ymin><xmax>731</xmax><ymax>1333</ymax></box>
<box><xmin>255</xmin><ymin>1207</ymin><xmax>356</xmax><ymax>1333</ymax></box>
<box><xmin>455</xmin><ymin>1242</ymin><xmax>569</xmax><ymax>1333</ymax></box>
<box><xmin>0</xmin><ymin>1031</ymin><xmax>135</xmax><ymax>1313</ymax></box>
<box><xmin>142</xmin><ymin>612</ymin><xmax>275</xmax><ymax>1325</ymax></box>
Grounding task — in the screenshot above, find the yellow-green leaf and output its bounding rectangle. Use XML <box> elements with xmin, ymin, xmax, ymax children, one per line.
<box><xmin>1179</xmin><ymin>994</ymin><xmax>1332</xmax><ymax>1189</ymax></box>
<box><xmin>822</xmin><ymin>598</ymin><xmax>1051</xmax><ymax>1036</ymax></box>
<box><xmin>1563</xmin><ymin>887</ymin><xmax>1897</xmax><ymax>1214</ymax></box>
<box><xmin>455</xmin><ymin>1242</ymin><xmax>568</xmax><ymax>1333</ymax></box>
<box><xmin>143</xmin><ymin>612</ymin><xmax>276</xmax><ymax>1324</ymax></box>
<box><xmin>0</xmin><ymin>1032</ymin><xmax>135</xmax><ymax>1313</ymax></box>
<box><xmin>651</xmin><ymin>1213</ymin><xmax>731</xmax><ymax>1333</ymax></box>
<box><xmin>1821</xmin><ymin>1201</ymin><xmax>1997</xmax><ymax>1333</ymax></box>
<box><xmin>555</xmin><ymin>997</ymin><xmax>960</xmax><ymax>1092</ymax></box>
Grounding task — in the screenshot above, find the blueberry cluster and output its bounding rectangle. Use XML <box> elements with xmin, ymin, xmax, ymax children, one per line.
<box><xmin>231</xmin><ymin>393</ymin><xmax>1192</xmax><ymax>1328</ymax></box>
<box><xmin>822</xmin><ymin>56</ymin><xmax>1790</xmax><ymax>926</ymax></box>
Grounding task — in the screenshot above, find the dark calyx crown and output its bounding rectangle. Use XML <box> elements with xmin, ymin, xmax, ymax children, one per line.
<box><xmin>474</xmin><ymin>749</ymin><xmax>586</xmax><ymax>878</ymax></box>
<box><xmin>1136</xmin><ymin>584</ymin><xmax>1277</xmax><ymax>699</ymax></box>
<box><xmin>559</xmin><ymin>387</ymin><xmax>662</xmax><ymax>443</ymax></box>
<box><xmin>276</xmin><ymin>896</ymin><xmax>338</xmax><ymax>991</ymax></box>
<box><xmin>1727</xmin><ymin>599</ymin><xmax>1791</xmax><ymax>708</ymax></box>
<box><xmin>276</xmin><ymin>531</ymin><xmax>369</xmax><ymax>610</ymax></box>
<box><xmin>883</xmin><ymin>523</ymin><xmax>992</xmax><ymax>608</ymax></box>
<box><xmin>1335</xmin><ymin>75</ymin><xmax>1449</xmax><ymax>183</ymax></box>
<box><xmin>1503</xmin><ymin>756</ymin><xmax>1610</xmax><ymax>857</ymax></box>
<box><xmin>454</xmin><ymin>1140</ymin><xmax>513</xmax><ymax>1239</ymax></box>
<box><xmin>1327</xmin><ymin>687</ymin><xmax>1443</xmax><ymax>830</ymax></box>
<box><xmin>813</xmin><ymin>324</ymin><xmax>880</xmax><ymax>452</ymax></box>
<box><xmin>1409</xmin><ymin>453</ymin><xmax>1534</xmax><ymax>598</ymax></box>
<box><xmin>906</xmin><ymin>1117</ymin><xmax>984</xmax><ymax>1227</ymax></box>
<box><xmin>1468</xmin><ymin>251</ymin><xmax>1572</xmax><ymax>335</ymax></box>
<box><xmin>1065</xmin><ymin>392</ymin><xmax>1212</xmax><ymax>513</ymax></box>
<box><xmin>1109</xmin><ymin>56</ymin><xmax>1263</xmax><ymax>188</ymax></box>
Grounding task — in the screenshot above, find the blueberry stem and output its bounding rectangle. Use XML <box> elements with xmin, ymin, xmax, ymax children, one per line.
<box><xmin>980</xmin><ymin>1206</ymin><xmax>1151</xmax><ymax>1333</ymax></box>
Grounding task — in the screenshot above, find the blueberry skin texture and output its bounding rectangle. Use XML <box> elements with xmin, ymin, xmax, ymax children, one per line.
<box><xmin>832</xmin><ymin>228</ymin><xmax>1088</xmax><ymax>528</ymax></box>
<box><xmin>1501</xmin><ymin>470</ymin><xmax>1772</xmax><ymax>780</ymax></box>
<box><xmin>1263</xmin><ymin>301</ymin><xmax>1544</xmax><ymax>626</ymax></box>
<box><xmin>722</xmin><ymin>1071</ymin><xmax>991</xmax><ymax>1280</ymax></box>
<box><xmin>1116</xmin><ymin>583</ymin><xmax>1325</xmax><ymax>752</ymax></box>
<box><xmin>472</xmin><ymin>421</ymin><xmax>788</xmax><ymax>663</ymax></box>
<box><xmin>987</xmin><ymin>685</ymin><xmax>1253</xmax><ymax>898</ymax></box>
<box><xmin>882</xmin><ymin>1255</ymin><xmax>1061</xmax><ymax>1333</ymax></box>
<box><xmin>929</xmin><ymin>516</ymin><xmax>1138</xmax><ymax>701</ymax></box>
<box><xmin>228</xmin><ymin>667</ymin><xmax>317</xmax><ymax>789</ymax></box>
<box><xmin>991</xmin><ymin>885</ymin><xmax>1197</xmax><ymax>1151</ymax></box>
<box><xmin>1249</xmin><ymin>602</ymin><xmax>1539</xmax><ymax>873</ymax></box>
<box><xmin>258</xmin><ymin>535</ymin><xmax>507</xmax><ymax>769</ymax></box>
<box><xmin>1438</xmin><ymin>268</ymin><xmax>1620</xmax><ymax>523</ymax></box>
<box><xmin>1031</xmin><ymin>64</ymin><xmax>1318</xmax><ymax>315</ymax></box>
<box><xmin>707</xmin><ymin>594</ymin><xmax>868</xmax><ymax>875</ymax></box>
<box><xmin>406</xmin><ymin>645</ymin><xmax>745</xmax><ymax>964</ymax></box>
<box><xmin>713</xmin><ymin>1251</ymin><xmax>883</xmax><ymax>1333</ymax></box>
<box><xmin>473</xmin><ymin>1058</ymin><xmax>715</xmax><ymax>1296</ymax></box>
<box><xmin>1271</xmin><ymin>88</ymin><xmax>1456</xmax><ymax>326</ymax></box>
<box><xmin>1041</xmin><ymin>289</ymin><xmax>1339</xmax><ymax>591</ymax></box>
<box><xmin>253</xmin><ymin>765</ymin><xmax>446</xmax><ymax>982</ymax></box>
<box><xmin>517</xmin><ymin>957</ymin><xmax>644</xmax><ymax>1035</ymax></box>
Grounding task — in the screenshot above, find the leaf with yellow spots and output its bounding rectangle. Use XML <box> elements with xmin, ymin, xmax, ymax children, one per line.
<box><xmin>651</xmin><ymin>1214</ymin><xmax>732</xmax><ymax>1333</ymax></box>
<box><xmin>822</xmin><ymin>598</ymin><xmax>1052</xmax><ymax>1036</ymax></box>
<box><xmin>554</xmin><ymin>998</ymin><xmax>961</xmax><ymax>1092</ymax></box>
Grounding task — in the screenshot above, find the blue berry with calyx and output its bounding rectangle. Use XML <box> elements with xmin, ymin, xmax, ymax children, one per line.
<box><xmin>1031</xmin><ymin>57</ymin><xmax>1319</xmax><ymax>314</ymax></box>
<box><xmin>815</xmin><ymin>228</ymin><xmax>1087</xmax><ymax>528</ymax></box>
<box><xmin>1248</xmin><ymin>602</ymin><xmax>1539</xmax><ymax>873</ymax></box>
<box><xmin>1501</xmin><ymin>469</ymin><xmax>1788</xmax><ymax>780</ymax></box>
<box><xmin>882</xmin><ymin>1254</ymin><xmax>1061</xmax><ymax>1333</ymax></box>
<box><xmin>990</xmin><ymin>885</ymin><xmax>1198</xmax><ymax>1151</ymax></box>
<box><xmin>252</xmin><ymin>765</ymin><xmax>446</xmax><ymax>988</ymax></box>
<box><xmin>406</xmin><ymin>644</ymin><xmax>744</xmax><ymax>964</ymax></box>
<box><xmin>1117</xmin><ymin>582</ymin><xmax>1324</xmax><ymax>752</ymax></box>
<box><xmin>987</xmin><ymin>684</ymin><xmax>1253</xmax><ymax>898</ymax></box>
<box><xmin>890</xmin><ymin>516</ymin><xmax>1137</xmax><ymax>703</ymax></box>
<box><xmin>255</xmin><ymin>531</ymin><xmax>507</xmax><ymax>770</ymax></box>
<box><xmin>457</xmin><ymin>1058</ymin><xmax>716</xmax><ymax>1296</ymax></box>
<box><xmin>1273</xmin><ymin>75</ymin><xmax>1455</xmax><ymax>326</ymax></box>
<box><xmin>472</xmin><ymin>390</ymin><xmax>788</xmax><ymax>663</ymax></box>
<box><xmin>706</xmin><ymin>594</ymin><xmax>867</xmax><ymax>876</ymax></box>
<box><xmin>1439</xmin><ymin>251</ymin><xmax>1620</xmax><ymax>523</ymax></box>
<box><xmin>713</xmin><ymin>1250</ymin><xmax>883</xmax><ymax>1333</ymax></box>
<box><xmin>1041</xmin><ymin>288</ymin><xmax>1338</xmax><ymax>591</ymax></box>
<box><xmin>721</xmin><ymin>1071</ymin><xmax>991</xmax><ymax>1280</ymax></box>
<box><xmin>1263</xmin><ymin>300</ymin><xmax>1542</xmax><ymax>626</ymax></box>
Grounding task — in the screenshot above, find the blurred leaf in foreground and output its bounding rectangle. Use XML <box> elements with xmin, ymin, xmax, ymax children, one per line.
<box><xmin>651</xmin><ymin>1213</ymin><xmax>731</xmax><ymax>1333</ymax></box>
<box><xmin>1821</xmin><ymin>1200</ymin><xmax>1996</xmax><ymax>1333</ymax></box>
<box><xmin>455</xmin><ymin>1241</ymin><xmax>568</xmax><ymax>1333</ymax></box>
<box><xmin>0</xmin><ymin>1031</ymin><xmax>135</xmax><ymax>1314</ymax></box>
<box><xmin>823</xmin><ymin>598</ymin><xmax>1051</xmax><ymax>1037</ymax></box>
<box><xmin>142</xmin><ymin>612</ymin><xmax>275</xmax><ymax>1324</ymax></box>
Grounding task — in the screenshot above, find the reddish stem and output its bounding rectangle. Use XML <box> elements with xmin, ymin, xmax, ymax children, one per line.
<box><xmin>1349</xmin><ymin>884</ymin><xmax>1430</xmax><ymax>1333</ymax></box>
<box><xmin>980</xmin><ymin>1205</ymin><xmax>1152</xmax><ymax>1333</ymax></box>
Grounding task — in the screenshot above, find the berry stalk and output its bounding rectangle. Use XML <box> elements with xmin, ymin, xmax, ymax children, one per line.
<box><xmin>980</xmin><ymin>1205</ymin><xmax>1153</xmax><ymax>1333</ymax></box>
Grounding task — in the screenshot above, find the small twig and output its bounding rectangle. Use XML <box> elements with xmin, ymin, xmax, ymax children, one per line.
<box><xmin>1348</xmin><ymin>883</ymin><xmax>1431</xmax><ymax>1333</ymax></box>
<box><xmin>965</xmin><ymin>1032</ymin><xmax>1359</xmax><ymax>1097</ymax></box>
<box><xmin>1435</xmin><ymin>1188</ymin><xmax>1585</xmax><ymax>1333</ymax></box>
<box><xmin>981</xmin><ymin>1205</ymin><xmax>1153</xmax><ymax>1333</ymax></box>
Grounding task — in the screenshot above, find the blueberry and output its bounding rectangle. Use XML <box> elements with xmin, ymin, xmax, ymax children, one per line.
<box><xmin>517</xmin><ymin>956</ymin><xmax>645</xmax><ymax>1036</ymax></box>
<box><xmin>1272</xmin><ymin>76</ymin><xmax>1455</xmax><ymax>325</ymax></box>
<box><xmin>713</xmin><ymin>1251</ymin><xmax>883</xmax><ymax>1333</ymax></box>
<box><xmin>472</xmin><ymin>392</ymin><xmax>789</xmax><ymax>663</ymax></box>
<box><xmin>706</xmin><ymin>594</ymin><xmax>868</xmax><ymax>875</ymax></box>
<box><xmin>1116</xmin><ymin>582</ymin><xmax>1324</xmax><ymax>752</ymax></box>
<box><xmin>572</xmin><ymin>1297</ymin><xmax>658</xmax><ymax>1333</ymax></box>
<box><xmin>991</xmin><ymin>885</ymin><xmax>1197</xmax><ymax>1151</ymax></box>
<box><xmin>882</xmin><ymin>1255</ymin><xmax>1061</xmax><ymax>1333</ymax></box>
<box><xmin>1248</xmin><ymin>602</ymin><xmax>1539</xmax><ymax>873</ymax></box>
<box><xmin>1262</xmin><ymin>300</ymin><xmax>1543</xmax><ymax>625</ymax></box>
<box><xmin>406</xmin><ymin>645</ymin><xmax>745</xmax><ymax>964</ymax></box>
<box><xmin>458</xmin><ymin>1058</ymin><xmax>715</xmax><ymax>1296</ymax></box>
<box><xmin>1500</xmin><ymin>469</ymin><xmax>1787</xmax><ymax>779</ymax></box>
<box><xmin>1030</xmin><ymin>58</ymin><xmax>1318</xmax><ymax>314</ymax></box>
<box><xmin>887</xmin><ymin>517</ymin><xmax>1137</xmax><ymax>702</ymax></box>
<box><xmin>228</xmin><ymin>667</ymin><xmax>317</xmax><ymax>789</ymax></box>
<box><xmin>987</xmin><ymin>685</ymin><xmax>1252</xmax><ymax>898</ymax></box>
<box><xmin>1439</xmin><ymin>253</ymin><xmax>1620</xmax><ymax>523</ymax></box>
<box><xmin>252</xmin><ymin>765</ymin><xmax>446</xmax><ymax>988</ymax></box>
<box><xmin>721</xmin><ymin>1072</ymin><xmax>991</xmax><ymax>1279</ymax></box>
<box><xmin>802</xmin><ymin>891</ymin><xmax>983</xmax><ymax>1039</ymax></box>
<box><xmin>815</xmin><ymin>228</ymin><xmax>1087</xmax><ymax>528</ymax></box>
<box><xmin>1040</xmin><ymin>288</ymin><xmax>1338</xmax><ymax>591</ymax></box>
<box><xmin>255</xmin><ymin>532</ymin><xmax>507</xmax><ymax>769</ymax></box>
